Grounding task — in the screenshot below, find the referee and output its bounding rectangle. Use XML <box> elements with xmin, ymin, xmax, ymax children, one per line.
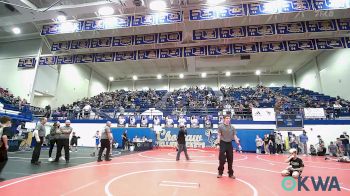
<box><xmin>217</xmin><ymin>115</ymin><xmax>240</xmax><ymax>179</ymax></box>
<box><xmin>54</xmin><ymin>120</ymin><xmax>72</xmax><ymax>163</ymax></box>
<box><xmin>97</xmin><ymin>121</ymin><xmax>113</xmax><ymax>162</ymax></box>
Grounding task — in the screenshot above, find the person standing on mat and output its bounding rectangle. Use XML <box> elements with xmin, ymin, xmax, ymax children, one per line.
<box><xmin>48</xmin><ymin>121</ymin><xmax>60</xmax><ymax>162</ymax></box>
<box><xmin>217</xmin><ymin>115</ymin><xmax>240</xmax><ymax>179</ymax></box>
<box><xmin>176</xmin><ymin>125</ymin><xmax>190</xmax><ymax>161</ymax></box>
<box><xmin>0</xmin><ymin>116</ymin><xmax>11</xmax><ymax>180</ymax></box>
<box><xmin>97</xmin><ymin>121</ymin><xmax>113</xmax><ymax>162</ymax></box>
<box><xmin>31</xmin><ymin>117</ymin><xmax>47</xmax><ymax>165</ymax></box>
<box><xmin>54</xmin><ymin>120</ymin><xmax>72</xmax><ymax>163</ymax></box>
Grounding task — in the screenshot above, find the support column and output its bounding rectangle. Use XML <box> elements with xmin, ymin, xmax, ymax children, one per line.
<box><xmin>29</xmin><ymin>40</ymin><xmax>44</xmax><ymax>104</ymax></box>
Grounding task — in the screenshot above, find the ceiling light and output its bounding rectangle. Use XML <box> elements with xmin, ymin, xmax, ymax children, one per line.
<box><xmin>179</xmin><ymin>73</ymin><xmax>184</xmax><ymax>79</ymax></box>
<box><xmin>133</xmin><ymin>75</ymin><xmax>138</xmax><ymax>80</ymax></box>
<box><xmin>201</xmin><ymin>72</ymin><xmax>207</xmax><ymax>78</ymax></box>
<box><xmin>12</xmin><ymin>27</ymin><xmax>21</xmax><ymax>34</ymax></box>
<box><xmin>149</xmin><ymin>0</ymin><xmax>167</xmax><ymax>11</ymax></box>
<box><xmin>109</xmin><ymin>77</ymin><xmax>114</xmax><ymax>81</ymax></box>
<box><xmin>157</xmin><ymin>74</ymin><xmax>162</xmax><ymax>79</ymax></box>
<box><xmin>56</xmin><ymin>15</ymin><xmax>67</xmax><ymax>22</ymax></box>
<box><xmin>207</xmin><ymin>0</ymin><xmax>226</xmax><ymax>6</ymax></box>
<box><xmin>255</xmin><ymin>70</ymin><xmax>261</xmax><ymax>75</ymax></box>
<box><xmin>225</xmin><ymin>71</ymin><xmax>231</xmax><ymax>77</ymax></box>
<box><xmin>98</xmin><ymin>6</ymin><xmax>114</xmax><ymax>16</ymax></box>
<box><xmin>34</xmin><ymin>92</ymin><xmax>43</xmax><ymax>96</ymax></box>
<box><xmin>287</xmin><ymin>69</ymin><xmax>293</xmax><ymax>74</ymax></box>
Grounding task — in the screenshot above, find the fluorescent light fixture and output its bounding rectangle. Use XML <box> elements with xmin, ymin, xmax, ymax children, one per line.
<box><xmin>201</xmin><ymin>72</ymin><xmax>207</xmax><ymax>78</ymax></box>
<box><xmin>179</xmin><ymin>73</ymin><xmax>184</xmax><ymax>79</ymax></box>
<box><xmin>98</xmin><ymin>6</ymin><xmax>114</xmax><ymax>16</ymax></box>
<box><xmin>109</xmin><ymin>77</ymin><xmax>114</xmax><ymax>81</ymax></box>
<box><xmin>207</xmin><ymin>0</ymin><xmax>226</xmax><ymax>6</ymax></box>
<box><xmin>12</xmin><ymin>27</ymin><xmax>21</xmax><ymax>34</ymax></box>
<box><xmin>34</xmin><ymin>92</ymin><xmax>43</xmax><ymax>96</ymax></box>
<box><xmin>56</xmin><ymin>15</ymin><xmax>67</xmax><ymax>22</ymax></box>
<box><xmin>149</xmin><ymin>0</ymin><xmax>167</xmax><ymax>11</ymax></box>
<box><xmin>245</xmin><ymin>83</ymin><xmax>250</xmax><ymax>87</ymax></box>
<box><xmin>225</xmin><ymin>71</ymin><xmax>231</xmax><ymax>77</ymax></box>
<box><xmin>157</xmin><ymin>74</ymin><xmax>162</xmax><ymax>79</ymax></box>
<box><xmin>287</xmin><ymin>69</ymin><xmax>293</xmax><ymax>74</ymax></box>
<box><xmin>132</xmin><ymin>75</ymin><xmax>138</xmax><ymax>80</ymax></box>
<box><xmin>123</xmin><ymin>87</ymin><xmax>128</xmax><ymax>91</ymax></box>
<box><xmin>255</xmin><ymin>70</ymin><xmax>261</xmax><ymax>75</ymax></box>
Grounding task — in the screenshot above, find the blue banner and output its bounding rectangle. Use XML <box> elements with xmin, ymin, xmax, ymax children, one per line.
<box><xmin>193</xmin><ymin>28</ymin><xmax>219</xmax><ymax>40</ymax></box>
<box><xmin>115</xmin><ymin>51</ymin><xmax>137</xmax><ymax>61</ymax></box>
<box><xmin>132</xmin><ymin>14</ymin><xmax>156</xmax><ymax>26</ymax></box>
<box><xmin>57</xmin><ymin>55</ymin><xmax>74</xmax><ymax>64</ymax></box>
<box><xmin>94</xmin><ymin>52</ymin><xmax>115</xmax><ymax>63</ymax></box>
<box><xmin>41</xmin><ymin>21</ymin><xmax>83</xmax><ymax>35</ymax></box>
<box><xmin>312</xmin><ymin>0</ymin><xmax>350</xmax><ymax>10</ymax></box>
<box><xmin>74</xmin><ymin>54</ymin><xmax>94</xmax><ymax>64</ymax></box>
<box><xmin>337</xmin><ymin>19</ymin><xmax>350</xmax><ymax>30</ymax></box>
<box><xmin>288</xmin><ymin>40</ymin><xmax>317</xmax><ymax>51</ymax></box>
<box><xmin>138</xmin><ymin>49</ymin><xmax>159</xmax><ymax>60</ymax></box>
<box><xmin>208</xmin><ymin>45</ymin><xmax>233</xmax><ymax>56</ymax></box>
<box><xmin>248</xmin><ymin>0</ymin><xmax>311</xmax><ymax>15</ymax></box>
<box><xmin>184</xmin><ymin>46</ymin><xmax>207</xmax><ymax>57</ymax></box>
<box><xmin>84</xmin><ymin>17</ymin><xmax>130</xmax><ymax>31</ymax></box>
<box><xmin>18</xmin><ymin>58</ymin><xmax>36</xmax><ymax>68</ymax></box>
<box><xmin>159</xmin><ymin>48</ymin><xmax>183</xmax><ymax>58</ymax></box>
<box><xmin>232</xmin><ymin>43</ymin><xmax>259</xmax><ymax>53</ymax></box>
<box><xmin>306</xmin><ymin>20</ymin><xmax>337</xmax><ymax>32</ymax></box>
<box><xmin>260</xmin><ymin>41</ymin><xmax>288</xmax><ymax>52</ymax></box>
<box><xmin>158</xmin><ymin>11</ymin><xmax>183</xmax><ymax>24</ymax></box>
<box><xmin>316</xmin><ymin>38</ymin><xmax>345</xmax><ymax>49</ymax></box>
<box><xmin>39</xmin><ymin>56</ymin><xmax>57</xmax><ymax>65</ymax></box>
<box><xmin>276</xmin><ymin>22</ymin><xmax>306</xmax><ymax>34</ymax></box>
<box><xmin>189</xmin><ymin>5</ymin><xmax>247</xmax><ymax>21</ymax></box>
<box><xmin>132</xmin><ymin>11</ymin><xmax>182</xmax><ymax>27</ymax></box>
<box><xmin>189</xmin><ymin>8</ymin><xmax>215</xmax><ymax>20</ymax></box>
<box><xmin>90</xmin><ymin>37</ymin><xmax>112</xmax><ymax>48</ymax></box>
<box><xmin>112</xmin><ymin>36</ymin><xmax>134</xmax><ymax>47</ymax></box>
<box><xmin>70</xmin><ymin>39</ymin><xmax>90</xmax><ymax>50</ymax></box>
<box><xmin>158</xmin><ymin>32</ymin><xmax>182</xmax><ymax>43</ymax></box>
<box><xmin>219</xmin><ymin>26</ymin><xmax>246</xmax><ymax>38</ymax></box>
<box><xmin>247</xmin><ymin>24</ymin><xmax>275</xmax><ymax>36</ymax></box>
<box><xmin>51</xmin><ymin>41</ymin><xmax>70</xmax><ymax>51</ymax></box>
<box><xmin>135</xmin><ymin>34</ymin><xmax>158</xmax><ymax>45</ymax></box>
<box><xmin>345</xmin><ymin>37</ymin><xmax>350</xmax><ymax>48</ymax></box>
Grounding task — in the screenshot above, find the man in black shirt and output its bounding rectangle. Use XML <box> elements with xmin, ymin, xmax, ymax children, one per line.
<box><xmin>340</xmin><ymin>131</ymin><xmax>349</xmax><ymax>158</ymax></box>
<box><xmin>281</xmin><ymin>148</ymin><xmax>304</xmax><ymax>178</ymax></box>
<box><xmin>176</xmin><ymin>125</ymin><xmax>190</xmax><ymax>161</ymax></box>
<box><xmin>121</xmin><ymin>130</ymin><xmax>128</xmax><ymax>151</ymax></box>
<box><xmin>0</xmin><ymin>116</ymin><xmax>12</xmax><ymax>181</ymax></box>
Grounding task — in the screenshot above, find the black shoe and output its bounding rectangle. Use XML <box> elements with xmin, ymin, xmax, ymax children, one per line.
<box><xmin>105</xmin><ymin>158</ymin><xmax>112</xmax><ymax>161</ymax></box>
<box><xmin>52</xmin><ymin>159</ymin><xmax>59</xmax><ymax>162</ymax></box>
<box><xmin>217</xmin><ymin>174</ymin><xmax>223</xmax><ymax>178</ymax></box>
<box><xmin>32</xmin><ymin>162</ymin><xmax>40</xmax><ymax>165</ymax></box>
<box><xmin>229</xmin><ymin>175</ymin><xmax>236</xmax><ymax>179</ymax></box>
<box><xmin>66</xmin><ymin>160</ymin><xmax>69</xmax><ymax>164</ymax></box>
<box><xmin>97</xmin><ymin>159</ymin><xmax>103</xmax><ymax>162</ymax></box>
<box><xmin>0</xmin><ymin>177</ymin><xmax>5</xmax><ymax>182</ymax></box>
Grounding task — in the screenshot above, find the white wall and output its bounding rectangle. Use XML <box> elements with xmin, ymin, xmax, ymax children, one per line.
<box><xmin>110</xmin><ymin>80</ymin><xmax>133</xmax><ymax>91</ymax></box>
<box><xmin>220</xmin><ymin>75</ymin><xmax>259</xmax><ymax>88</ymax></box>
<box><xmin>260</xmin><ymin>75</ymin><xmax>293</xmax><ymax>87</ymax></box>
<box><xmin>89</xmin><ymin>70</ymin><xmax>108</xmax><ymax>97</ymax></box>
<box><xmin>295</xmin><ymin>58</ymin><xmax>322</xmax><ymax>93</ymax></box>
<box><xmin>33</xmin><ymin>65</ymin><xmax>59</xmax><ymax>96</ymax></box>
<box><xmin>170</xmin><ymin>77</ymin><xmax>218</xmax><ymax>90</ymax></box>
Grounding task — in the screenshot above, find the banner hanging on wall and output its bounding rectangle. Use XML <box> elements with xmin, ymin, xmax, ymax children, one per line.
<box><xmin>304</xmin><ymin>108</ymin><xmax>326</xmax><ymax>118</ymax></box>
<box><xmin>252</xmin><ymin>108</ymin><xmax>276</xmax><ymax>121</ymax></box>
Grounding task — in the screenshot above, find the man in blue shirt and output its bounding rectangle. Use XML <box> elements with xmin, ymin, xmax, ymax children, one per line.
<box><xmin>299</xmin><ymin>130</ymin><xmax>309</xmax><ymax>156</ymax></box>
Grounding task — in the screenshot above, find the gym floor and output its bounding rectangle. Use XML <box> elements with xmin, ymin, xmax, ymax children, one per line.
<box><xmin>0</xmin><ymin>148</ymin><xmax>349</xmax><ymax>196</ymax></box>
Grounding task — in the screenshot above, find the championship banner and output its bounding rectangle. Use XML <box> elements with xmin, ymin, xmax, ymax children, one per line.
<box><xmin>135</xmin><ymin>34</ymin><xmax>158</xmax><ymax>45</ymax></box>
<box><xmin>189</xmin><ymin>8</ymin><xmax>215</xmax><ymax>20</ymax></box>
<box><xmin>18</xmin><ymin>58</ymin><xmax>36</xmax><ymax>68</ymax></box>
<box><xmin>252</xmin><ymin>108</ymin><xmax>276</xmax><ymax>121</ymax></box>
<box><xmin>204</xmin><ymin>115</ymin><xmax>213</xmax><ymax>128</ymax></box>
<box><xmin>306</xmin><ymin>20</ymin><xmax>337</xmax><ymax>32</ymax></box>
<box><xmin>189</xmin><ymin>5</ymin><xmax>247</xmax><ymax>21</ymax></box>
<box><xmin>138</xmin><ymin>49</ymin><xmax>159</xmax><ymax>60</ymax></box>
<box><xmin>153</xmin><ymin>116</ymin><xmax>161</xmax><ymax>126</ymax></box>
<box><xmin>94</xmin><ymin>52</ymin><xmax>115</xmax><ymax>63</ymax></box>
<box><xmin>288</xmin><ymin>40</ymin><xmax>317</xmax><ymax>51</ymax></box>
<box><xmin>157</xmin><ymin>11</ymin><xmax>183</xmax><ymax>24</ymax></box>
<box><xmin>304</xmin><ymin>108</ymin><xmax>326</xmax><ymax>118</ymax></box>
<box><xmin>132</xmin><ymin>11</ymin><xmax>182</xmax><ymax>27</ymax></box>
<box><xmin>41</xmin><ymin>21</ymin><xmax>83</xmax><ymax>35</ymax></box>
<box><xmin>190</xmin><ymin>115</ymin><xmax>200</xmax><ymax>128</ymax></box>
<box><xmin>178</xmin><ymin>116</ymin><xmax>187</xmax><ymax>127</ymax></box>
<box><xmin>247</xmin><ymin>24</ymin><xmax>275</xmax><ymax>36</ymax></box>
<box><xmin>90</xmin><ymin>37</ymin><xmax>112</xmax><ymax>48</ymax></box>
<box><xmin>39</xmin><ymin>56</ymin><xmax>57</xmax><ymax>65</ymax></box>
<box><xmin>84</xmin><ymin>17</ymin><xmax>130</xmax><ymax>31</ymax></box>
<box><xmin>337</xmin><ymin>19</ymin><xmax>350</xmax><ymax>30</ymax></box>
<box><xmin>158</xmin><ymin>32</ymin><xmax>182</xmax><ymax>43</ymax></box>
<box><xmin>140</xmin><ymin>116</ymin><xmax>149</xmax><ymax>127</ymax></box>
<box><xmin>57</xmin><ymin>55</ymin><xmax>74</xmax><ymax>64</ymax></box>
<box><xmin>51</xmin><ymin>41</ymin><xmax>70</xmax><ymax>51</ymax></box>
<box><xmin>276</xmin><ymin>22</ymin><xmax>306</xmax><ymax>34</ymax></box>
<box><xmin>232</xmin><ymin>43</ymin><xmax>259</xmax><ymax>53</ymax></box>
<box><xmin>260</xmin><ymin>41</ymin><xmax>287</xmax><ymax>52</ymax></box>
<box><xmin>74</xmin><ymin>54</ymin><xmax>94</xmax><ymax>64</ymax></box>
<box><xmin>219</xmin><ymin>26</ymin><xmax>246</xmax><ymax>38</ymax></box>
<box><xmin>345</xmin><ymin>37</ymin><xmax>350</xmax><ymax>48</ymax></box>
<box><xmin>316</xmin><ymin>38</ymin><xmax>345</xmax><ymax>49</ymax></box>
<box><xmin>112</xmin><ymin>36</ymin><xmax>133</xmax><ymax>46</ymax></box>
<box><xmin>184</xmin><ymin>46</ymin><xmax>207</xmax><ymax>57</ymax></box>
<box><xmin>311</xmin><ymin>0</ymin><xmax>350</xmax><ymax>10</ymax></box>
<box><xmin>247</xmin><ymin>0</ymin><xmax>311</xmax><ymax>15</ymax></box>
<box><xmin>165</xmin><ymin>115</ymin><xmax>175</xmax><ymax>127</ymax></box>
<box><xmin>118</xmin><ymin>115</ymin><xmax>126</xmax><ymax>127</ymax></box>
<box><xmin>207</xmin><ymin>45</ymin><xmax>233</xmax><ymax>56</ymax></box>
<box><xmin>193</xmin><ymin>28</ymin><xmax>219</xmax><ymax>40</ymax></box>
<box><xmin>115</xmin><ymin>51</ymin><xmax>137</xmax><ymax>61</ymax></box>
<box><xmin>70</xmin><ymin>39</ymin><xmax>90</xmax><ymax>50</ymax></box>
<box><xmin>128</xmin><ymin>115</ymin><xmax>137</xmax><ymax>127</ymax></box>
<box><xmin>159</xmin><ymin>48</ymin><xmax>183</xmax><ymax>58</ymax></box>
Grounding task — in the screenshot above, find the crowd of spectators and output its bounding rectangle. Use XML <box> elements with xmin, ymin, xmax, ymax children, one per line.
<box><xmin>0</xmin><ymin>87</ymin><xmax>28</xmax><ymax>111</ymax></box>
